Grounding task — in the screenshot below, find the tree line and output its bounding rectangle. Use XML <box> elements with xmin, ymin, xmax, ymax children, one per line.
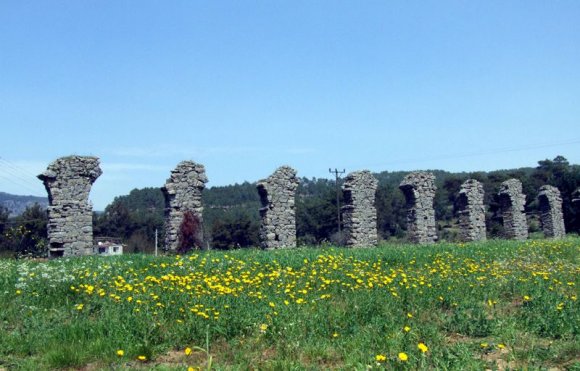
<box><xmin>1</xmin><ymin>156</ymin><xmax>579</xmax><ymax>256</ymax></box>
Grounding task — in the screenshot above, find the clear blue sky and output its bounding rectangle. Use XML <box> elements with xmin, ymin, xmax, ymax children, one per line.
<box><xmin>1</xmin><ymin>1</ymin><xmax>579</xmax><ymax>210</ymax></box>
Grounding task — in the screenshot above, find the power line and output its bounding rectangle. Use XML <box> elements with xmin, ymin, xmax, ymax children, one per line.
<box><xmin>0</xmin><ymin>162</ymin><xmax>39</xmax><ymax>186</ymax></box>
<box><xmin>0</xmin><ymin>157</ymin><xmax>43</xmax><ymax>194</ymax></box>
<box><xmin>363</xmin><ymin>137</ymin><xmax>580</xmax><ymax>170</ymax></box>
<box><xmin>0</xmin><ymin>172</ymin><xmax>40</xmax><ymax>194</ymax></box>
<box><xmin>1</xmin><ymin>217</ymin><xmax>47</xmax><ymax>226</ymax></box>
<box><xmin>329</xmin><ymin>168</ymin><xmax>345</xmax><ymax>243</ymax></box>
<box><xmin>0</xmin><ymin>157</ymin><xmax>40</xmax><ymax>179</ymax></box>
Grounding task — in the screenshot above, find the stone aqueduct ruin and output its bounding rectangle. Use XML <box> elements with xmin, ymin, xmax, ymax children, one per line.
<box><xmin>456</xmin><ymin>179</ymin><xmax>487</xmax><ymax>242</ymax></box>
<box><xmin>38</xmin><ymin>156</ymin><xmax>102</xmax><ymax>257</ymax></box>
<box><xmin>39</xmin><ymin>156</ymin><xmax>569</xmax><ymax>257</ymax></box>
<box><xmin>256</xmin><ymin>166</ymin><xmax>300</xmax><ymax>249</ymax></box>
<box><xmin>498</xmin><ymin>179</ymin><xmax>529</xmax><ymax>241</ymax></box>
<box><xmin>341</xmin><ymin>170</ymin><xmax>379</xmax><ymax>247</ymax></box>
<box><xmin>162</xmin><ymin>161</ymin><xmax>208</xmax><ymax>251</ymax></box>
<box><xmin>537</xmin><ymin>185</ymin><xmax>566</xmax><ymax>238</ymax></box>
<box><xmin>399</xmin><ymin>172</ymin><xmax>438</xmax><ymax>244</ymax></box>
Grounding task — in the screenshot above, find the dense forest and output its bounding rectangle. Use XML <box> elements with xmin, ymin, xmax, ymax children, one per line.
<box><xmin>1</xmin><ymin>156</ymin><xmax>580</xmax><ymax>256</ymax></box>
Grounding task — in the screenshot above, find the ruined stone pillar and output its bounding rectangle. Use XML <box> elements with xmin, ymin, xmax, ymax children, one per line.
<box><xmin>257</xmin><ymin>166</ymin><xmax>299</xmax><ymax>249</ymax></box>
<box><xmin>162</xmin><ymin>161</ymin><xmax>207</xmax><ymax>251</ymax></box>
<box><xmin>457</xmin><ymin>179</ymin><xmax>486</xmax><ymax>242</ymax></box>
<box><xmin>341</xmin><ymin>170</ymin><xmax>378</xmax><ymax>247</ymax></box>
<box><xmin>399</xmin><ymin>172</ymin><xmax>437</xmax><ymax>244</ymax></box>
<box><xmin>537</xmin><ymin>185</ymin><xmax>566</xmax><ymax>238</ymax></box>
<box><xmin>498</xmin><ymin>179</ymin><xmax>528</xmax><ymax>240</ymax></box>
<box><xmin>38</xmin><ymin>156</ymin><xmax>102</xmax><ymax>257</ymax></box>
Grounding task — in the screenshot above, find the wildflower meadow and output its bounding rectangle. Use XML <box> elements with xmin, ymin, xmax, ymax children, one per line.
<box><xmin>1</xmin><ymin>238</ymin><xmax>578</xmax><ymax>370</ymax></box>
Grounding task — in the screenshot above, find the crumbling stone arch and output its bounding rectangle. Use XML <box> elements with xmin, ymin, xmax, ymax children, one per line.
<box><xmin>341</xmin><ymin>170</ymin><xmax>378</xmax><ymax>247</ymax></box>
<box><xmin>457</xmin><ymin>179</ymin><xmax>486</xmax><ymax>242</ymax></box>
<box><xmin>257</xmin><ymin>166</ymin><xmax>299</xmax><ymax>249</ymax></box>
<box><xmin>498</xmin><ymin>179</ymin><xmax>528</xmax><ymax>240</ymax></box>
<box><xmin>162</xmin><ymin>161</ymin><xmax>207</xmax><ymax>251</ymax></box>
<box><xmin>537</xmin><ymin>185</ymin><xmax>565</xmax><ymax>238</ymax></box>
<box><xmin>399</xmin><ymin>172</ymin><xmax>437</xmax><ymax>244</ymax></box>
<box><xmin>38</xmin><ymin>156</ymin><xmax>102</xmax><ymax>257</ymax></box>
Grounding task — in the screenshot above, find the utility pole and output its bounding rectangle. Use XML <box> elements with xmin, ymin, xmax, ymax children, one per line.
<box><xmin>154</xmin><ymin>228</ymin><xmax>158</xmax><ymax>257</ymax></box>
<box><xmin>329</xmin><ymin>168</ymin><xmax>345</xmax><ymax>243</ymax></box>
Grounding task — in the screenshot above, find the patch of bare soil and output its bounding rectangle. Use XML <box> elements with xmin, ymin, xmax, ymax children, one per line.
<box><xmin>445</xmin><ymin>332</ymin><xmax>474</xmax><ymax>344</ymax></box>
<box><xmin>479</xmin><ymin>347</ymin><xmax>516</xmax><ymax>371</ymax></box>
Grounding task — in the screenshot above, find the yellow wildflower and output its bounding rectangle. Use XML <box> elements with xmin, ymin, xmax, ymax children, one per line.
<box><xmin>185</xmin><ymin>347</ymin><xmax>192</xmax><ymax>356</ymax></box>
<box><xmin>418</xmin><ymin>342</ymin><xmax>428</xmax><ymax>353</ymax></box>
<box><xmin>398</xmin><ymin>352</ymin><xmax>408</xmax><ymax>361</ymax></box>
<box><xmin>375</xmin><ymin>354</ymin><xmax>387</xmax><ymax>362</ymax></box>
<box><xmin>116</xmin><ymin>349</ymin><xmax>124</xmax><ymax>357</ymax></box>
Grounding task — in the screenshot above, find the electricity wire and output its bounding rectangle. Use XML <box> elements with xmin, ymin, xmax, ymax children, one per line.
<box><xmin>362</xmin><ymin>138</ymin><xmax>580</xmax><ymax>171</ymax></box>
<box><xmin>0</xmin><ymin>157</ymin><xmax>43</xmax><ymax>194</ymax></box>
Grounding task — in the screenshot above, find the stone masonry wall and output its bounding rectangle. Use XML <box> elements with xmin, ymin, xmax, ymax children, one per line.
<box><xmin>537</xmin><ymin>185</ymin><xmax>566</xmax><ymax>238</ymax></box>
<box><xmin>257</xmin><ymin>166</ymin><xmax>299</xmax><ymax>249</ymax></box>
<box><xmin>341</xmin><ymin>170</ymin><xmax>379</xmax><ymax>247</ymax></box>
<box><xmin>457</xmin><ymin>179</ymin><xmax>487</xmax><ymax>242</ymax></box>
<box><xmin>38</xmin><ymin>156</ymin><xmax>102</xmax><ymax>257</ymax></box>
<box><xmin>162</xmin><ymin>161</ymin><xmax>207</xmax><ymax>251</ymax></box>
<box><xmin>498</xmin><ymin>178</ymin><xmax>528</xmax><ymax>240</ymax></box>
<box><xmin>399</xmin><ymin>172</ymin><xmax>437</xmax><ymax>244</ymax></box>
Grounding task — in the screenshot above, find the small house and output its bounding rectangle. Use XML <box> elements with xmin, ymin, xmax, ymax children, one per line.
<box><xmin>93</xmin><ymin>237</ymin><xmax>124</xmax><ymax>256</ymax></box>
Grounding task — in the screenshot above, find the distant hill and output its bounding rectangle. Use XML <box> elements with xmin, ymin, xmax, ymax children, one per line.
<box><xmin>0</xmin><ymin>192</ymin><xmax>48</xmax><ymax>216</ymax></box>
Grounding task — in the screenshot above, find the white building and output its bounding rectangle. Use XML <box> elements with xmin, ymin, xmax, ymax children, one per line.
<box><xmin>93</xmin><ymin>238</ymin><xmax>124</xmax><ymax>256</ymax></box>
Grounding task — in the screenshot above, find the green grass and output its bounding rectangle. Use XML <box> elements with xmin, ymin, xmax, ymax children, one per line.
<box><xmin>0</xmin><ymin>238</ymin><xmax>578</xmax><ymax>370</ymax></box>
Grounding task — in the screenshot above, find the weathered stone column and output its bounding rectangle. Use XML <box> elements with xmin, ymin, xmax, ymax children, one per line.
<box><xmin>38</xmin><ymin>156</ymin><xmax>102</xmax><ymax>257</ymax></box>
<box><xmin>498</xmin><ymin>179</ymin><xmax>528</xmax><ymax>240</ymax></box>
<box><xmin>257</xmin><ymin>166</ymin><xmax>299</xmax><ymax>249</ymax></box>
<box><xmin>537</xmin><ymin>185</ymin><xmax>566</xmax><ymax>238</ymax></box>
<box><xmin>341</xmin><ymin>170</ymin><xmax>378</xmax><ymax>247</ymax></box>
<box><xmin>162</xmin><ymin>161</ymin><xmax>207</xmax><ymax>251</ymax></box>
<box><xmin>399</xmin><ymin>172</ymin><xmax>437</xmax><ymax>244</ymax></box>
<box><xmin>457</xmin><ymin>179</ymin><xmax>486</xmax><ymax>242</ymax></box>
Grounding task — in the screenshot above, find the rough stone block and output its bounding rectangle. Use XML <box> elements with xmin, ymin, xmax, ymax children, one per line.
<box><xmin>162</xmin><ymin>161</ymin><xmax>207</xmax><ymax>251</ymax></box>
<box><xmin>457</xmin><ymin>179</ymin><xmax>486</xmax><ymax>242</ymax></box>
<box><xmin>38</xmin><ymin>156</ymin><xmax>101</xmax><ymax>258</ymax></box>
<box><xmin>399</xmin><ymin>171</ymin><xmax>437</xmax><ymax>244</ymax></box>
<box><xmin>498</xmin><ymin>179</ymin><xmax>528</xmax><ymax>240</ymax></box>
<box><xmin>257</xmin><ymin>166</ymin><xmax>299</xmax><ymax>249</ymax></box>
<box><xmin>341</xmin><ymin>170</ymin><xmax>378</xmax><ymax>247</ymax></box>
<box><xmin>538</xmin><ymin>185</ymin><xmax>565</xmax><ymax>238</ymax></box>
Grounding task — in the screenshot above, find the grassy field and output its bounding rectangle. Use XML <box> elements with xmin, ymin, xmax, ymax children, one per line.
<box><xmin>0</xmin><ymin>238</ymin><xmax>578</xmax><ymax>370</ymax></box>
